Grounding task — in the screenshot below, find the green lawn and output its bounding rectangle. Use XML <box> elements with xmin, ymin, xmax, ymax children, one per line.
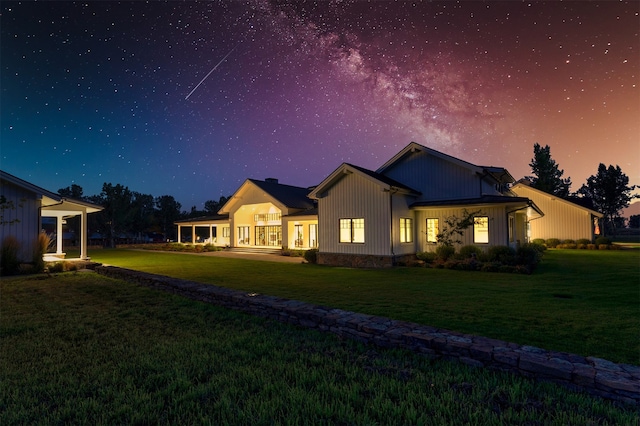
<box><xmin>1</xmin><ymin>273</ymin><xmax>637</xmax><ymax>424</ymax></box>
<box><xmin>90</xmin><ymin>248</ymin><xmax>640</xmax><ymax>365</ymax></box>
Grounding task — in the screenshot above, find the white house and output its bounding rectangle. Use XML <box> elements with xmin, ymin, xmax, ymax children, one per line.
<box><xmin>176</xmin><ymin>178</ymin><xmax>318</xmax><ymax>251</ymax></box>
<box><xmin>511</xmin><ymin>180</ymin><xmax>603</xmax><ymax>241</ymax></box>
<box><xmin>308</xmin><ymin>142</ymin><xmax>543</xmax><ymax>267</ymax></box>
<box><xmin>0</xmin><ymin>170</ymin><xmax>103</xmax><ymax>262</ymax></box>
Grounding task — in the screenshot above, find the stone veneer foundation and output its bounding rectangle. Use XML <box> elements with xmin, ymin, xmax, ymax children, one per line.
<box><xmin>94</xmin><ymin>265</ymin><xmax>639</xmax><ymax>406</ymax></box>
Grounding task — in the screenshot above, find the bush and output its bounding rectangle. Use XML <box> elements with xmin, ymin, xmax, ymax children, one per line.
<box><xmin>576</xmin><ymin>244</ymin><xmax>587</xmax><ymax>250</ymax></box>
<box><xmin>435</xmin><ymin>245</ymin><xmax>455</xmax><ymax>261</ymax></box>
<box><xmin>517</xmin><ymin>243</ymin><xmax>544</xmax><ymax>268</ymax></box>
<box><xmin>598</xmin><ymin>244</ymin><xmax>609</xmax><ymax>250</ymax></box>
<box><xmin>487</xmin><ymin>245</ymin><xmax>516</xmax><ymax>264</ymax></box>
<box><xmin>562</xmin><ymin>239</ymin><xmax>576</xmax><ymax>245</ymax></box>
<box><xmin>545</xmin><ymin>238</ymin><xmax>561</xmax><ymax>248</ymax></box>
<box><xmin>458</xmin><ymin>245</ymin><xmax>482</xmax><ymax>259</ymax></box>
<box><xmin>576</xmin><ymin>238</ymin><xmax>591</xmax><ymax>245</ymax></box>
<box><xmin>587</xmin><ymin>244</ymin><xmax>597</xmax><ymax>250</ymax></box>
<box><xmin>532</xmin><ymin>238</ymin><xmax>546</xmax><ymax>246</ymax></box>
<box><xmin>303</xmin><ymin>249</ymin><xmax>318</xmax><ymax>264</ymax></box>
<box><xmin>595</xmin><ymin>236</ymin><xmax>611</xmax><ymax>246</ymax></box>
<box><xmin>1</xmin><ymin>235</ymin><xmax>20</xmax><ymax>276</ymax></box>
<box><xmin>416</xmin><ymin>251</ymin><xmax>437</xmax><ymax>263</ymax></box>
<box><xmin>559</xmin><ymin>243</ymin><xmax>577</xmax><ymax>249</ymax></box>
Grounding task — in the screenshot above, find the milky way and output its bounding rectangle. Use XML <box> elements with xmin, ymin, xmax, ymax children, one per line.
<box><xmin>1</xmin><ymin>1</ymin><xmax>638</xmax><ymax>209</ymax></box>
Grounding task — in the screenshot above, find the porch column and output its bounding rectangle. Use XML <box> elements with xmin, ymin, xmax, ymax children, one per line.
<box><xmin>191</xmin><ymin>226</ymin><xmax>196</xmax><ymax>244</ymax></box>
<box><xmin>177</xmin><ymin>225</ymin><xmax>181</xmax><ymax>242</ymax></box>
<box><xmin>80</xmin><ymin>210</ymin><xmax>88</xmax><ymax>260</ymax></box>
<box><xmin>209</xmin><ymin>225</ymin><xmax>213</xmax><ymax>243</ymax></box>
<box><xmin>56</xmin><ymin>215</ymin><xmax>63</xmax><ymax>255</ymax></box>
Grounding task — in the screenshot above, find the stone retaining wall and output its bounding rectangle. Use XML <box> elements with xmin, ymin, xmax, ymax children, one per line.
<box><xmin>94</xmin><ymin>265</ymin><xmax>639</xmax><ymax>406</ymax></box>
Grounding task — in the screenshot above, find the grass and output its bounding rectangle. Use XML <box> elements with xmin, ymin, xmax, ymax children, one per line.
<box><xmin>90</xmin><ymin>248</ymin><xmax>640</xmax><ymax>365</ymax></box>
<box><xmin>1</xmin><ymin>273</ymin><xmax>638</xmax><ymax>424</ymax></box>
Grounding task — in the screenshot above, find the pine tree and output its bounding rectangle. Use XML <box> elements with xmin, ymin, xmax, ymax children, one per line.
<box><xmin>528</xmin><ymin>143</ymin><xmax>571</xmax><ymax>197</ymax></box>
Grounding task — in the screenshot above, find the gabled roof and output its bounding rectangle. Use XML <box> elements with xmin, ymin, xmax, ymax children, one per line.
<box><xmin>308</xmin><ymin>163</ymin><xmax>420</xmax><ymax>200</ymax></box>
<box><xmin>376</xmin><ymin>142</ymin><xmax>515</xmax><ymax>184</ymax></box>
<box><xmin>1</xmin><ymin>170</ymin><xmax>103</xmax><ymax>214</ymax></box>
<box><xmin>219</xmin><ymin>178</ymin><xmax>314</xmax><ymax>214</ymax></box>
<box><xmin>511</xmin><ymin>182</ymin><xmax>603</xmax><ymax>217</ymax></box>
<box><xmin>410</xmin><ymin>195</ymin><xmax>544</xmax><ymax>218</ymax></box>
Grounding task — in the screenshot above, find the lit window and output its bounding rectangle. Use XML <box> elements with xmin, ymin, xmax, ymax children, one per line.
<box><xmin>400</xmin><ymin>218</ymin><xmax>413</xmax><ymax>243</ymax></box>
<box><xmin>474</xmin><ymin>216</ymin><xmax>489</xmax><ymax>244</ymax></box>
<box><xmin>509</xmin><ymin>216</ymin><xmax>514</xmax><ymax>243</ymax></box>
<box><xmin>426</xmin><ymin>218</ymin><xmax>438</xmax><ymax>243</ymax></box>
<box><xmin>339</xmin><ymin>218</ymin><xmax>364</xmax><ymax>243</ymax></box>
<box><xmin>222</xmin><ymin>227</ymin><xmax>230</xmax><ymax>238</ymax></box>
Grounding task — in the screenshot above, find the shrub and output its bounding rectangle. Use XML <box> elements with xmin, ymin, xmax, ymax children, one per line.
<box><xmin>562</xmin><ymin>239</ymin><xmax>576</xmax><ymax>245</ymax></box>
<box><xmin>480</xmin><ymin>262</ymin><xmax>501</xmax><ymax>272</ymax></box>
<box><xmin>416</xmin><ymin>251</ymin><xmax>437</xmax><ymax>263</ymax></box>
<box><xmin>595</xmin><ymin>236</ymin><xmax>611</xmax><ymax>246</ymax></box>
<box><xmin>458</xmin><ymin>245</ymin><xmax>482</xmax><ymax>259</ymax></box>
<box><xmin>487</xmin><ymin>245</ymin><xmax>516</xmax><ymax>264</ymax></box>
<box><xmin>435</xmin><ymin>245</ymin><xmax>455</xmax><ymax>261</ymax></box>
<box><xmin>576</xmin><ymin>244</ymin><xmax>587</xmax><ymax>250</ymax></box>
<box><xmin>1</xmin><ymin>235</ymin><xmax>20</xmax><ymax>276</ymax></box>
<box><xmin>517</xmin><ymin>243</ymin><xmax>544</xmax><ymax>267</ymax></box>
<box><xmin>48</xmin><ymin>262</ymin><xmax>64</xmax><ymax>273</ymax></box>
<box><xmin>303</xmin><ymin>248</ymin><xmax>318</xmax><ymax>264</ymax></box>
<box><xmin>545</xmin><ymin>238</ymin><xmax>561</xmax><ymax>248</ymax></box>
<box><xmin>598</xmin><ymin>244</ymin><xmax>609</xmax><ymax>250</ymax></box>
<box><xmin>532</xmin><ymin>238</ymin><xmax>546</xmax><ymax>246</ymax></box>
<box><xmin>587</xmin><ymin>244</ymin><xmax>597</xmax><ymax>250</ymax></box>
<box><xmin>560</xmin><ymin>243</ymin><xmax>577</xmax><ymax>249</ymax></box>
<box><xmin>576</xmin><ymin>238</ymin><xmax>591</xmax><ymax>245</ymax></box>
<box><xmin>203</xmin><ymin>244</ymin><xmax>220</xmax><ymax>252</ymax></box>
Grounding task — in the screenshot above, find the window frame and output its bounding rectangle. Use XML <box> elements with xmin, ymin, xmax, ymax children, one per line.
<box><xmin>339</xmin><ymin>218</ymin><xmax>365</xmax><ymax>244</ymax></box>
<box><xmin>400</xmin><ymin>217</ymin><xmax>413</xmax><ymax>243</ymax></box>
<box><xmin>473</xmin><ymin>216</ymin><xmax>489</xmax><ymax>244</ymax></box>
<box><xmin>426</xmin><ymin>218</ymin><xmax>439</xmax><ymax>243</ymax></box>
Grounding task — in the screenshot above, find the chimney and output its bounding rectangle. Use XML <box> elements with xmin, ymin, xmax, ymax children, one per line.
<box><xmin>265</xmin><ymin>178</ymin><xmax>278</xmax><ymax>184</ymax></box>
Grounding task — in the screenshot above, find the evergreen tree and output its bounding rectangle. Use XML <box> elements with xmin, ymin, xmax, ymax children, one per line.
<box><xmin>578</xmin><ymin>164</ymin><xmax>637</xmax><ymax>235</ymax></box>
<box><xmin>528</xmin><ymin>143</ymin><xmax>571</xmax><ymax>197</ymax></box>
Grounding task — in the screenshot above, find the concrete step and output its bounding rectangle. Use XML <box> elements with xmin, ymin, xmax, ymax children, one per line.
<box><xmin>227</xmin><ymin>247</ymin><xmax>283</xmax><ymax>255</ymax></box>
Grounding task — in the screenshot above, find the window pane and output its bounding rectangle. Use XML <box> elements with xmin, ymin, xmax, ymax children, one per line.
<box><xmin>339</xmin><ymin>219</ymin><xmax>352</xmax><ymax>243</ymax></box>
<box><xmin>474</xmin><ymin>216</ymin><xmax>489</xmax><ymax>244</ymax></box>
<box><xmin>400</xmin><ymin>218</ymin><xmax>413</xmax><ymax>243</ymax></box>
<box><xmin>352</xmin><ymin>218</ymin><xmax>365</xmax><ymax>243</ymax></box>
<box><xmin>426</xmin><ymin>218</ymin><xmax>438</xmax><ymax>243</ymax></box>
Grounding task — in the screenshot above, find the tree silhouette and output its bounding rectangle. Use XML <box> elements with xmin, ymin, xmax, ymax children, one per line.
<box><xmin>528</xmin><ymin>143</ymin><xmax>571</xmax><ymax>197</ymax></box>
<box><xmin>578</xmin><ymin>164</ymin><xmax>637</xmax><ymax>235</ymax></box>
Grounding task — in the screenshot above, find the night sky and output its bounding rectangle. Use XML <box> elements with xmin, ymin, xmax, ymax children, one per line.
<box><xmin>2</xmin><ymin>1</ymin><xmax>638</xmax><ymax>210</ymax></box>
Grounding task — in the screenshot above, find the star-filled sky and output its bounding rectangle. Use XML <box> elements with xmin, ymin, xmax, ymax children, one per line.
<box><xmin>2</xmin><ymin>1</ymin><xmax>638</xmax><ymax>210</ymax></box>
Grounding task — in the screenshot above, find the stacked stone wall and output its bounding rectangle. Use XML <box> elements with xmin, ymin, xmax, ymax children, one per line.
<box><xmin>94</xmin><ymin>265</ymin><xmax>639</xmax><ymax>406</ymax></box>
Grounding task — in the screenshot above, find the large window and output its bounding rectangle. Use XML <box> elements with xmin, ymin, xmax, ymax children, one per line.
<box><xmin>238</xmin><ymin>226</ymin><xmax>250</xmax><ymax>245</ymax></box>
<box><xmin>294</xmin><ymin>224</ymin><xmax>304</xmax><ymax>248</ymax></box>
<box><xmin>309</xmin><ymin>224</ymin><xmax>318</xmax><ymax>248</ymax></box>
<box><xmin>339</xmin><ymin>218</ymin><xmax>364</xmax><ymax>243</ymax></box>
<box><xmin>474</xmin><ymin>216</ymin><xmax>489</xmax><ymax>244</ymax></box>
<box><xmin>400</xmin><ymin>218</ymin><xmax>413</xmax><ymax>243</ymax></box>
<box><xmin>426</xmin><ymin>218</ymin><xmax>439</xmax><ymax>243</ymax></box>
<box><xmin>256</xmin><ymin>226</ymin><xmax>281</xmax><ymax>246</ymax></box>
<box><xmin>222</xmin><ymin>227</ymin><xmax>230</xmax><ymax>238</ymax></box>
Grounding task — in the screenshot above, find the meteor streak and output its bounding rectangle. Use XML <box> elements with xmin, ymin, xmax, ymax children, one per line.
<box><xmin>185</xmin><ymin>43</ymin><xmax>239</xmax><ymax>100</ymax></box>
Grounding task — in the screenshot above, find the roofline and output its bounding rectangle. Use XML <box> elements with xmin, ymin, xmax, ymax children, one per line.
<box><xmin>376</xmin><ymin>142</ymin><xmax>485</xmax><ymax>175</ymax></box>
<box><xmin>219</xmin><ymin>178</ymin><xmax>313</xmax><ymax>214</ymax></box>
<box><xmin>308</xmin><ymin>163</ymin><xmax>419</xmax><ymax>199</ymax></box>
<box><xmin>511</xmin><ymin>182</ymin><xmax>603</xmax><ymax>217</ymax></box>
<box><xmin>1</xmin><ymin>170</ymin><xmax>61</xmax><ymax>203</ymax></box>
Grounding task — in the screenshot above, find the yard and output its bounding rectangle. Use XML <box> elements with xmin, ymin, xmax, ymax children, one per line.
<box><xmin>1</xmin><ymin>273</ymin><xmax>638</xmax><ymax>424</ymax></box>
<box><xmin>90</xmin><ymin>248</ymin><xmax>639</xmax><ymax>365</ymax></box>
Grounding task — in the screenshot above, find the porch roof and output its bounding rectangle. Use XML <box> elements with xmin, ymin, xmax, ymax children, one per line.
<box><xmin>410</xmin><ymin>195</ymin><xmax>544</xmax><ymax>218</ymax></box>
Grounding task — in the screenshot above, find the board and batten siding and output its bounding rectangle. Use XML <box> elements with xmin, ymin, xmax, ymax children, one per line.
<box><xmin>512</xmin><ymin>185</ymin><xmax>596</xmax><ymax>241</ymax></box>
<box><xmin>317</xmin><ymin>173</ymin><xmax>391</xmax><ymax>256</ymax></box>
<box><xmin>382</xmin><ymin>150</ymin><xmax>489</xmax><ymax>201</ymax></box>
<box><xmin>0</xmin><ymin>180</ymin><xmax>40</xmax><ymax>261</ymax></box>
<box><xmin>390</xmin><ymin>193</ymin><xmax>416</xmax><ymax>255</ymax></box>
<box><xmin>414</xmin><ymin>205</ymin><xmax>509</xmax><ymax>252</ymax></box>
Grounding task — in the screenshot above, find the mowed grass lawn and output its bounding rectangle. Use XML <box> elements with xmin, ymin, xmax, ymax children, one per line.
<box><xmin>91</xmin><ymin>248</ymin><xmax>640</xmax><ymax>365</ymax></box>
<box><xmin>2</xmin><ymin>273</ymin><xmax>638</xmax><ymax>424</ymax></box>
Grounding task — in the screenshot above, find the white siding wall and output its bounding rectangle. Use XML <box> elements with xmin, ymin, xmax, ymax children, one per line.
<box><xmin>382</xmin><ymin>150</ymin><xmax>488</xmax><ymax>201</ymax></box>
<box><xmin>512</xmin><ymin>186</ymin><xmax>595</xmax><ymax>240</ymax></box>
<box><xmin>415</xmin><ymin>205</ymin><xmax>509</xmax><ymax>252</ymax></box>
<box><xmin>391</xmin><ymin>194</ymin><xmax>416</xmax><ymax>255</ymax></box>
<box><xmin>317</xmin><ymin>173</ymin><xmax>391</xmax><ymax>256</ymax></box>
<box><xmin>0</xmin><ymin>181</ymin><xmax>40</xmax><ymax>261</ymax></box>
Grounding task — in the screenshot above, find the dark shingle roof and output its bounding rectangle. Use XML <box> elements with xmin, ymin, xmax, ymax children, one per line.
<box><xmin>410</xmin><ymin>195</ymin><xmax>533</xmax><ymax>208</ymax></box>
<box><xmin>345</xmin><ymin>163</ymin><xmax>421</xmax><ymax>194</ymax></box>
<box><xmin>248</xmin><ymin>179</ymin><xmax>315</xmax><ymax>210</ymax></box>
